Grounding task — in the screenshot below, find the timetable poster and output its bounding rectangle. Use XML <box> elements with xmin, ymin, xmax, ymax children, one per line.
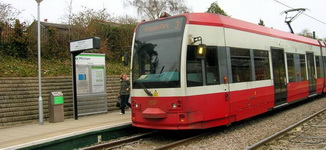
<box><xmin>76</xmin><ymin>66</ymin><xmax>90</xmax><ymax>94</ymax></box>
<box><xmin>91</xmin><ymin>67</ymin><xmax>105</xmax><ymax>93</ymax></box>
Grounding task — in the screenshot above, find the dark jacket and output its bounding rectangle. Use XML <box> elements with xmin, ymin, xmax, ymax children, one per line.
<box><xmin>120</xmin><ymin>80</ymin><xmax>130</xmax><ymax>95</ymax></box>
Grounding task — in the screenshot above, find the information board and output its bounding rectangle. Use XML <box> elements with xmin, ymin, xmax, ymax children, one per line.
<box><xmin>91</xmin><ymin>67</ymin><xmax>105</xmax><ymax>93</ymax></box>
<box><xmin>75</xmin><ymin>53</ymin><xmax>107</xmax><ymax>116</ymax></box>
<box><xmin>76</xmin><ymin>66</ymin><xmax>90</xmax><ymax>94</ymax></box>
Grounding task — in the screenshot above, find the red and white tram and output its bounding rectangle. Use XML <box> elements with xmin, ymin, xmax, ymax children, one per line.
<box><xmin>130</xmin><ymin>13</ymin><xmax>326</xmax><ymax>130</ymax></box>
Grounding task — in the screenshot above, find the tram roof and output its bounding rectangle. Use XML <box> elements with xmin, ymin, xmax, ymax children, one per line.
<box><xmin>182</xmin><ymin>13</ymin><xmax>323</xmax><ymax>47</ymax></box>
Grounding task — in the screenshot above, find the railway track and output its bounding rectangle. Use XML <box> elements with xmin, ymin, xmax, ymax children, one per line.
<box><xmin>82</xmin><ymin>131</ymin><xmax>158</xmax><ymax>150</ymax></box>
<box><xmin>152</xmin><ymin>132</ymin><xmax>210</xmax><ymax>150</ymax></box>
<box><xmin>246</xmin><ymin>107</ymin><xmax>326</xmax><ymax>150</ymax></box>
<box><xmin>82</xmin><ymin>129</ymin><xmax>211</xmax><ymax>150</ymax></box>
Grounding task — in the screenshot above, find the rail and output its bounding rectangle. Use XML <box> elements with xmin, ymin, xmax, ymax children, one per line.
<box><xmin>153</xmin><ymin>132</ymin><xmax>210</xmax><ymax>150</ymax></box>
<box><xmin>246</xmin><ymin>107</ymin><xmax>326</xmax><ymax>150</ymax></box>
<box><xmin>82</xmin><ymin>131</ymin><xmax>157</xmax><ymax>150</ymax></box>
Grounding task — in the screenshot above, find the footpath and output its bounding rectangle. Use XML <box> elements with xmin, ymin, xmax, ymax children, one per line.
<box><xmin>0</xmin><ymin>110</ymin><xmax>131</xmax><ymax>150</ymax></box>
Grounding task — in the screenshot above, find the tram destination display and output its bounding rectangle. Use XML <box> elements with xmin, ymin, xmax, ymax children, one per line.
<box><xmin>136</xmin><ymin>17</ymin><xmax>186</xmax><ymax>39</ymax></box>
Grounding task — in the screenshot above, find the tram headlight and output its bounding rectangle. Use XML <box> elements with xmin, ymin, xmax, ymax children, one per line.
<box><xmin>196</xmin><ymin>44</ymin><xmax>206</xmax><ymax>59</ymax></box>
<box><xmin>134</xmin><ymin>103</ymin><xmax>141</xmax><ymax>110</ymax></box>
<box><xmin>172</xmin><ymin>103</ymin><xmax>177</xmax><ymax>109</ymax></box>
<box><xmin>198</xmin><ymin>47</ymin><xmax>204</xmax><ymax>54</ymax></box>
<box><xmin>171</xmin><ymin>100</ymin><xmax>183</xmax><ymax>110</ymax></box>
<box><xmin>132</xmin><ymin>101</ymin><xmax>141</xmax><ymax>110</ymax></box>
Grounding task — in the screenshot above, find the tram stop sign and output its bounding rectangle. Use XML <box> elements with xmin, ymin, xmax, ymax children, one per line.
<box><xmin>70</xmin><ymin>37</ymin><xmax>101</xmax><ymax>53</ymax></box>
<box><xmin>70</xmin><ymin>37</ymin><xmax>101</xmax><ymax>120</ymax></box>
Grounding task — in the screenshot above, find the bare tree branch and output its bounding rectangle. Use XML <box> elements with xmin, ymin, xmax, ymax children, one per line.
<box><xmin>125</xmin><ymin>0</ymin><xmax>190</xmax><ymax>20</ymax></box>
<box><xmin>0</xmin><ymin>2</ymin><xmax>21</xmax><ymax>23</ymax></box>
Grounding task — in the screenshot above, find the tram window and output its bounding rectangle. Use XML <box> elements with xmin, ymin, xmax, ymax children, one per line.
<box><xmin>187</xmin><ymin>45</ymin><xmax>203</xmax><ymax>87</ymax></box>
<box><xmin>206</xmin><ymin>47</ymin><xmax>219</xmax><ymax>85</ymax></box>
<box><xmin>230</xmin><ymin>48</ymin><xmax>252</xmax><ymax>83</ymax></box>
<box><xmin>287</xmin><ymin>53</ymin><xmax>296</xmax><ymax>82</ymax></box>
<box><xmin>299</xmin><ymin>54</ymin><xmax>307</xmax><ymax>81</ymax></box>
<box><xmin>254</xmin><ymin>50</ymin><xmax>271</xmax><ymax>80</ymax></box>
<box><xmin>315</xmin><ymin>56</ymin><xmax>322</xmax><ymax>78</ymax></box>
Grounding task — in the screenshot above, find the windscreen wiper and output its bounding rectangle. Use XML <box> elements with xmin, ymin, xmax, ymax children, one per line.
<box><xmin>137</xmin><ymin>81</ymin><xmax>153</xmax><ymax>96</ymax></box>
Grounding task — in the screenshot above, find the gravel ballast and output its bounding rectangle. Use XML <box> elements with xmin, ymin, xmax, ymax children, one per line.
<box><xmin>176</xmin><ymin>97</ymin><xmax>326</xmax><ymax>150</ymax></box>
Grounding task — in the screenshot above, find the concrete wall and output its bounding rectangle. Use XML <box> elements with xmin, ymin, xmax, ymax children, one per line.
<box><xmin>0</xmin><ymin>75</ymin><xmax>121</xmax><ymax>128</ymax></box>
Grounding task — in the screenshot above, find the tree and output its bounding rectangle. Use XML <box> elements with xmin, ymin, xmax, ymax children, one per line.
<box><xmin>63</xmin><ymin>0</ymin><xmax>73</xmax><ymax>25</ymax></box>
<box><xmin>67</xmin><ymin>7</ymin><xmax>135</xmax><ymax>62</ymax></box>
<box><xmin>71</xmin><ymin>7</ymin><xmax>111</xmax><ymax>28</ymax></box>
<box><xmin>206</xmin><ymin>2</ymin><xmax>228</xmax><ymax>16</ymax></box>
<box><xmin>5</xmin><ymin>20</ymin><xmax>28</xmax><ymax>58</ymax></box>
<box><xmin>297</xmin><ymin>29</ymin><xmax>326</xmax><ymax>41</ymax></box>
<box><xmin>69</xmin><ymin>7</ymin><xmax>112</xmax><ymax>41</ymax></box>
<box><xmin>116</xmin><ymin>15</ymin><xmax>138</xmax><ymax>25</ymax></box>
<box><xmin>298</xmin><ymin>29</ymin><xmax>313</xmax><ymax>38</ymax></box>
<box><xmin>0</xmin><ymin>2</ymin><xmax>21</xmax><ymax>23</ymax></box>
<box><xmin>124</xmin><ymin>0</ymin><xmax>190</xmax><ymax>20</ymax></box>
<box><xmin>63</xmin><ymin>0</ymin><xmax>73</xmax><ymax>41</ymax></box>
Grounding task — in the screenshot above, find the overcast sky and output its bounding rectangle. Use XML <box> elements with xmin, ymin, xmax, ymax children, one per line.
<box><xmin>3</xmin><ymin>0</ymin><xmax>326</xmax><ymax>39</ymax></box>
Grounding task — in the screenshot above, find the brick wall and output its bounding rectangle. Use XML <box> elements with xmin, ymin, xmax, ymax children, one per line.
<box><xmin>0</xmin><ymin>75</ymin><xmax>121</xmax><ymax>128</ymax></box>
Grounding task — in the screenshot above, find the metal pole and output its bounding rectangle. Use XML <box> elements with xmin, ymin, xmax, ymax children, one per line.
<box><xmin>37</xmin><ymin>1</ymin><xmax>43</xmax><ymax>125</ymax></box>
<box><xmin>72</xmin><ymin>53</ymin><xmax>79</xmax><ymax>120</ymax></box>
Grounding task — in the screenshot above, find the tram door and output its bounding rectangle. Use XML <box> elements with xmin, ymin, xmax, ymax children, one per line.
<box><xmin>306</xmin><ymin>53</ymin><xmax>316</xmax><ymax>95</ymax></box>
<box><xmin>271</xmin><ymin>48</ymin><xmax>287</xmax><ymax>106</ymax></box>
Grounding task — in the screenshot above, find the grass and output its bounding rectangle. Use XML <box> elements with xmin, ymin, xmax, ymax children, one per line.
<box><xmin>0</xmin><ymin>55</ymin><xmax>130</xmax><ymax>77</ymax></box>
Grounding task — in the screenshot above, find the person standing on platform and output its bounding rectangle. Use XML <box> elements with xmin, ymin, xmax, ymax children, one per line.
<box><xmin>119</xmin><ymin>74</ymin><xmax>131</xmax><ymax>114</ymax></box>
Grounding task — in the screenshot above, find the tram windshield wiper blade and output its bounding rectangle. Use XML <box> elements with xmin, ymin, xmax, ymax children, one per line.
<box><xmin>137</xmin><ymin>81</ymin><xmax>153</xmax><ymax>96</ymax></box>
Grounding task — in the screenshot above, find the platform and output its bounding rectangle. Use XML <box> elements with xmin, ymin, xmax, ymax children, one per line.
<box><xmin>0</xmin><ymin>110</ymin><xmax>131</xmax><ymax>150</ymax></box>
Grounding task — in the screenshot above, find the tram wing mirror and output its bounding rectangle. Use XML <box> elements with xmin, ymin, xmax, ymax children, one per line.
<box><xmin>196</xmin><ymin>44</ymin><xmax>206</xmax><ymax>59</ymax></box>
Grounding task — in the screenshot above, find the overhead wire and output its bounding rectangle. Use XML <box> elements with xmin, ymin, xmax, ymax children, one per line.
<box><xmin>273</xmin><ymin>0</ymin><xmax>326</xmax><ymax>26</ymax></box>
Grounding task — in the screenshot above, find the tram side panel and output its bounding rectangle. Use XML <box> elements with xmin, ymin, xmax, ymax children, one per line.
<box><xmin>185</xmin><ymin>13</ymin><xmax>325</xmax><ymax>129</ymax></box>
<box><xmin>285</xmin><ymin>51</ymin><xmax>310</xmax><ymax>103</ymax></box>
<box><xmin>223</xmin><ymin>28</ymin><xmax>275</xmax><ymax>121</ymax></box>
<box><xmin>317</xmin><ymin>48</ymin><xmax>325</xmax><ymax>95</ymax></box>
<box><xmin>317</xmin><ymin>42</ymin><xmax>326</xmax><ymax>94</ymax></box>
<box><xmin>185</xmin><ymin>25</ymin><xmax>232</xmax><ymax>128</ymax></box>
<box><xmin>286</xmin><ymin>41</ymin><xmax>324</xmax><ymax>100</ymax></box>
<box><xmin>315</xmin><ymin>55</ymin><xmax>324</xmax><ymax>94</ymax></box>
<box><xmin>185</xmin><ymin>92</ymin><xmax>230</xmax><ymax>128</ymax></box>
<box><xmin>287</xmin><ymin>81</ymin><xmax>309</xmax><ymax>103</ymax></box>
<box><xmin>316</xmin><ymin>78</ymin><xmax>324</xmax><ymax>93</ymax></box>
<box><xmin>228</xmin><ymin>83</ymin><xmax>274</xmax><ymax>121</ymax></box>
<box><xmin>207</xmin><ymin>24</ymin><xmax>321</xmax><ymax>123</ymax></box>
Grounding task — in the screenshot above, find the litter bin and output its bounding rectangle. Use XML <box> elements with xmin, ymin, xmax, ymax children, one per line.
<box><xmin>49</xmin><ymin>91</ymin><xmax>64</xmax><ymax>123</ymax></box>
